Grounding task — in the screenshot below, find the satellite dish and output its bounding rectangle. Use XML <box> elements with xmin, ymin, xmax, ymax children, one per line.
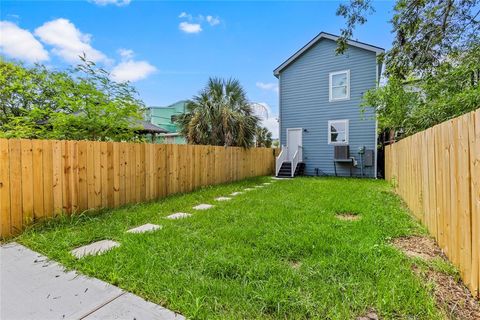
<box><xmin>251</xmin><ymin>102</ymin><xmax>269</xmax><ymax>119</ymax></box>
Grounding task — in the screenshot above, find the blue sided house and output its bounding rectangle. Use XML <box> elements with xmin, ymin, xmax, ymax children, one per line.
<box><xmin>146</xmin><ymin>100</ymin><xmax>188</xmax><ymax>144</ymax></box>
<box><xmin>274</xmin><ymin>32</ymin><xmax>384</xmax><ymax>178</ymax></box>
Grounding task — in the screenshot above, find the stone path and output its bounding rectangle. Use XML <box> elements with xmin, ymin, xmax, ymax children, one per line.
<box><xmin>0</xmin><ymin>242</ymin><xmax>184</xmax><ymax>320</ymax></box>
<box><xmin>71</xmin><ymin>240</ymin><xmax>120</xmax><ymax>259</ymax></box>
<box><xmin>215</xmin><ymin>197</ymin><xmax>231</xmax><ymax>201</ymax></box>
<box><xmin>193</xmin><ymin>204</ymin><xmax>213</xmax><ymax>210</ymax></box>
<box><xmin>166</xmin><ymin>212</ymin><xmax>192</xmax><ymax>220</ymax></box>
<box><xmin>127</xmin><ymin>223</ymin><xmax>162</xmax><ymax>234</ymax></box>
<box><xmin>0</xmin><ymin>181</ymin><xmax>278</xmax><ymax>319</ymax></box>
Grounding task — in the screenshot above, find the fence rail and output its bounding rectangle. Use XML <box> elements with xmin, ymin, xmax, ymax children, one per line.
<box><xmin>385</xmin><ymin>109</ymin><xmax>480</xmax><ymax>298</ymax></box>
<box><xmin>0</xmin><ymin>139</ymin><xmax>276</xmax><ymax>238</ymax></box>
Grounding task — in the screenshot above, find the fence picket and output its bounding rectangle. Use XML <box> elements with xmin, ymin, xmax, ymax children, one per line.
<box><xmin>20</xmin><ymin>139</ymin><xmax>33</xmax><ymax>224</ymax></box>
<box><xmin>32</xmin><ymin>140</ymin><xmax>44</xmax><ymax>219</ymax></box>
<box><xmin>42</xmin><ymin>140</ymin><xmax>54</xmax><ymax>218</ymax></box>
<box><xmin>0</xmin><ymin>139</ymin><xmax>11</xmax><ymax>237</ymax></box>
<box><xmin>386</xmin><ymin>109</ymin><xmax>480</xmax><ymax>298</ymax></box>
<box><xmin>77</xmin><ymin>141</ymin><xmax>88</xmax><ymax>211</ymax></box>
<box><xmin>9</xmin><ymin>139</ymin><xmax>23</xmax><ymax>233</ymax></box>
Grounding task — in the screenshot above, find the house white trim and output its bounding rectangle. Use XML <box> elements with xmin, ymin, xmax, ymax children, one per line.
<box><xmin>160</xmin><ymin>132</ymin><xmax>181</xmax><ymax>137</ymax></box>
<box><xmin>374</xmin><ymin>62</ymin><xmax>380</xmax><ymax>179</ymax></box>
<box><xmin>274</xmin><ymin>32</ymin><xmax>384</xmax><ymax>77</ymax></box>
<box><xmin>278</xmin><ymin>74</ymin><xmax>282</xmax><ymax>146</ymax></box>
<box><xmin>328</xmin><ymin>119</ymin><xmax>349</xmax><ymax>145</ymax></box>
<box><xmin>286</xmin><ymin>127</ymin><xmax>303</xmax><ymax>160</ymax></box>
<box><xmin>329</xmin><ymin>70</ymin><xmax>350</xmax><ymax>102</ymax></box>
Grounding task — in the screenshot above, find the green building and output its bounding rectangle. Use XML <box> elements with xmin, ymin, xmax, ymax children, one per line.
<box><xmin>146</xmin><ymin>100</ymin><xmax>187</xmax><ymax>144</ymax></box>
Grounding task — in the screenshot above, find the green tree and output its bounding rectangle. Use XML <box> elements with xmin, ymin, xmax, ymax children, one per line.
<box><xmin>362</xmin><ymin>76</ymin><xmax>419</xmax><ymax>136</ymax></box>
<box><xmin>362</xmin><ymin>44</ymin><xmax>480</xmax><ymax>136</ymax></box>
<box><xmin>0</xmin><ymin>56</ymin><xmax>145</xmax><ymax>141</ymax></box>
<box><xmin>255</xmin><ymin>126</ymin><xmax>273</xmax><ymax>148</ymax></box>
<box><xmin>176</xmin><ymin>77</ymin><xmax>259</xmax><ymax>148</ymax></box>
<box><xmin>0</xmin><ymin>59</ymin><xmax>73</xmax><ymax>126</ymax></box>
<box><xmin>408</xmin><ymin>44</ymin><xmax>480</xmax><ymax>131</ymax></box>
<box><xmin>338</xmin><ymin>0</ymin><xmax>480</xmax><ymax>138</ymax></box>
<box><xmin>337</xmin><ymin>0</ymin><xmax>480</xmax><ymax>78</ymax></box>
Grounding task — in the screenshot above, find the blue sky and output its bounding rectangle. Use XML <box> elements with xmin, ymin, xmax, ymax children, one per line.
<box><xmin>0</xmin><ymin>0</ymin><xmax>395</xmax><ymax>137</ymax></box>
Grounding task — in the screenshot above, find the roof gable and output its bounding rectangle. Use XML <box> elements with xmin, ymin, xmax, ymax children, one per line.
<box><xmin>273</xmin><ymin>32</ymin><xmax>384</xmax><ymax>77</ymax></box>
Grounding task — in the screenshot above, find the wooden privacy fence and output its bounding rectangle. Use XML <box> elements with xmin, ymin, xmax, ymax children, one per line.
<box><xmin>0</xmin><ymin>139</ymin><xmax>276</xmax><ymax>238</ymax></box>
<box><xmin>385</xmin><ymin>109</ymin><xmax>480</xmax><ymax>298</ymax></box>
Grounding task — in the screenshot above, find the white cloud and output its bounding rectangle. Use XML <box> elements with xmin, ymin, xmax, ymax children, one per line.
<box><xmin>118</xmin><ymin>48</ymin><xmax>134</xmax><ymax>59</ymax></box>
<box><xmin>0</xmin><ymin>21</ymin><xmax>49</xmax><ymax>63</ymax></box>
<box><xmin>111</xmin><ymin>59</ymin><xmax>156</xmax><ymax>82</ymax></box>
<box><xmin>253</xmin><ymin>102</ymin><xmax>279</xmax><ymax>138</ymax></box>
<box><xmin>178</xmin><ymin>12</ymin><xmax>220</xmax><ymax>32</ymax></box>
<box><xmin>35</xmin><ymin>18</ymin><xmax>108</xmax><ymax>63</ymax></box>
<box><xmin>178</xmin><ymin>12</ymin><xmax>192</xmax><ymax>19</ymax></box>
<box><xmin>206</xmin><ymin>15</ymin><xmax>220</xmax><ymax>26</ymax></box>
<box><xmin>90</xmin><ymin>0</ymin><xmax>131</xmax><ymax>6</ymax></box>
<box><xmin>179</xmin><ymin>22</ymin><xmax>202</xmax><ymax>34</ymax></box>
<box><xmin>256</xmin><ymin>82</ymin><xmax>279</xmax><ymax>93</ymax></box>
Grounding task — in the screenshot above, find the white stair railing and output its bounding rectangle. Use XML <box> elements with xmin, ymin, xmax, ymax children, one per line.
<box><xmin>275</xmin><ymin>145</ymin><xmax>288</xmax><ymax>176</ymax></box>
<box><xmin>291</xmin><ymin>146</ymin><xmax>303</xmax><ymax>177</ymax></box>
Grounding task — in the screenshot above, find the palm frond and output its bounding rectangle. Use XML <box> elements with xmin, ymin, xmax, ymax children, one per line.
<box><xmin>175</xmin><ymin>77</ymin><xmax>260</xmax><ymax>147</ymax></box>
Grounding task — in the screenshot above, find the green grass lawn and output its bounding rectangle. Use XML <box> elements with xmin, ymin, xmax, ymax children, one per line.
<box><xmin>17</xmin><ymin>177</ymin><xmax>444</xmax><ymax>319</ymax></box>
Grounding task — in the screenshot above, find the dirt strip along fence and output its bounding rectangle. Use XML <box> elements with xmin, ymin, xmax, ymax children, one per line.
<box><xmin>0</xmin><ymin>139</ymin><xmax>277</xmax><ymax>238</ymax></box>
<box><xmin>385</xmin><ymin>109</ymin><xmax>480</xmax><ymax>298</ymax></box>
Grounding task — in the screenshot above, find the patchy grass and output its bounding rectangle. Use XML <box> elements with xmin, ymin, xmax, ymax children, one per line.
<box><xmin>335</xmin><ymin>211</ymin><xmax>361</xmax><ymax>221</ymax></box>
<box><xmin>17</xmin><ymin>177</ymin><xmax>444</xmax><ymax>319</ymax></box>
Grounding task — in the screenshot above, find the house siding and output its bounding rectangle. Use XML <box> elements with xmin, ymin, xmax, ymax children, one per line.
<box><xmin>279</xmin><ymin>38</ymin><xmax>377</xmax><ymax>177</ymax></box>
<box><xmin>147</xmin><ymin>101</ymin><xmax>187</xmax><ymax>144</ymax></box>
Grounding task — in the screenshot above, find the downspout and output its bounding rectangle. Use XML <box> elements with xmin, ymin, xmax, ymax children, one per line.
<box><xmin>278</xmin><ymin>74</ymin><xmax>282</xmax><ymax>146</ymax></box>
<box><xmin>374</xmin><ymin>59</ymin><xmax>380</xmax><ymax>179</ymax></box>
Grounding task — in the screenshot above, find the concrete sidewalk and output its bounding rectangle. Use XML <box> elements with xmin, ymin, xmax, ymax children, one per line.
<box><xmin>0</xmin><ymin>243</ymin><xmax>184</xmax><ymax>320</ymax></box>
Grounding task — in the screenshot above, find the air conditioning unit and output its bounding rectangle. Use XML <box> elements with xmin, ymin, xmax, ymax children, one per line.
<box><xmin>334</xmin><ymin>145</ymin><xmax>349</xmax><ymax>160</ymax></box>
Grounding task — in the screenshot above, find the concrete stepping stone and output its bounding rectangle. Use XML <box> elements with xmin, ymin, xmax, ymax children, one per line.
<box><xmin>127</xmin><ymin>223</ymin><xmax>162</xmax><ymax>234</ymax></box>
<box><xmin>263</xmin><ymin>182</ymin><xmax>271</xmax><ymax>185</ymax></box>
<box><xmin>244</xmin><ymin>188</ymin><xmax>254</xmax><ymax>191</ymax></box>
<box><xmin>230</xmin><ymin>192</ymin><xmax>243</xmax><ymax>196</ymax></box>
<box><xmin>254</xmin><ymin>185</ymin><xmax>264</xmax><ymax>188</ymax></box>
<box><xmin>215</xmin><ymin>197</ymin><xmax>231</xmax><ymax>201</ymax></box>
<box><xmin>71</xmin><ymin>240</ymin><xmax>120</xmax><ymax>259</ymax></box>
<box><xmin>165</xmin><ymin>212</ymin><xmax>191</xmax><ymax>220</ymax></box>
<box><xmin>193</xmin><ymin>204</ymin><xmax>213</xmax><ymax>210</ymax></box>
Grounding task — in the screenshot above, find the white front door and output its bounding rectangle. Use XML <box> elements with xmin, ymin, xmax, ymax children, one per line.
<box><xmin>286</xmin><ymin>128</ymin><xmax>302</xmax><ymax>160</ymax></box>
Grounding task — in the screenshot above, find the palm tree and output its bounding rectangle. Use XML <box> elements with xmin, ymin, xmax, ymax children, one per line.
<box><xmin>255</xmin><ymin>126</ymin><xmax>273</xmax><ymax>148</ymax></box>
<box><xmin>176</xmin><ymin>77</ymin><xmax>259</xmax><ymax>148</ymax></box>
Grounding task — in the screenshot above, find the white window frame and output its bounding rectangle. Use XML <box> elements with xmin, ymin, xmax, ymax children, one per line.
<box><xmin>329</xmin><ymin>70</ymin><xmax>350</xmax><ymax>102</ymax></box>
<box><xmin>328</xmin><ymin>119</ymin><xmax>349</xmax><ymax>145</ymax></box>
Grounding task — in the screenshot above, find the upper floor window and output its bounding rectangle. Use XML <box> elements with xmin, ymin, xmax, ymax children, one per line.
<box><xmin>329</xmin><ymin>70</ymin><xmax>350</xmax><ymax>102</ymax></box>
<box><xmin>328</xmin><ymin>119</ymin><xmax>349</xmax><ymax>145</ymax></box>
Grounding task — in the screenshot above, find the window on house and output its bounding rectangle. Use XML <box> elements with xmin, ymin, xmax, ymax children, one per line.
<box><xmin>328</xmin><ymin>120</ymin><xmax>349</xmax><ymax>144</ymax></box>
<box><xmin>329</xmin><ymin>70</ymin><xmax>350</xmax><ymax>101</ymax></box>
